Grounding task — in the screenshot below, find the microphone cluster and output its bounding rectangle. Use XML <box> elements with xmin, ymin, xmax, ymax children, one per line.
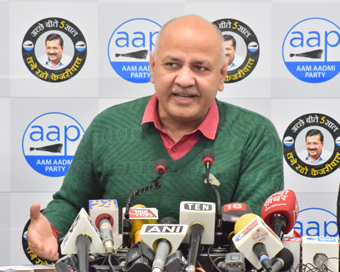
<box><xmin>54</xmin><ymin>152</ymin><xmax>302</xmax><ymax>272</ymax></box>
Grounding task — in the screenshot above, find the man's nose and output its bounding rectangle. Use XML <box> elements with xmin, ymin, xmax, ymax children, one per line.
<box><xmin>174</xmin><ymin>66</ymin><xmax>195</xmax><ymax>87</ymax></box>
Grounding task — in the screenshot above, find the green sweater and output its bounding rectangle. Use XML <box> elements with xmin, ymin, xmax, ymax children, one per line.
<box><xmin>43</xmin><ymin>96</ymin><xmax>284</xmax><ymax>237</ymax></box>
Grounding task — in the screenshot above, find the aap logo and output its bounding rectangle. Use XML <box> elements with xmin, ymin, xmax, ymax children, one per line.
<box><xmin>294</xmin><ymin>207</ymin><xmax>338</xmax><ymax>237</ymax></box>
<box><xmin>108</xmin><ymin>18</ymin><xmax>161</xmax><ymax>83</ymax></box>
<box><xmin>282</xmin><ymin>17</ymin><xmax>340</xmax><ymax>83</ymax></box>
<box><xmin>22</xmin><ymin>112</ymin><xmax>84</xmax><ymax>177</ymax></box>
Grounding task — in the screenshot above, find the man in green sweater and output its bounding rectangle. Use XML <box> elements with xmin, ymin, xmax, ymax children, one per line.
<box><xmin>27</xmin><ymin>15</ymin><xmax>284</xmax><ymax>261</ymax></box>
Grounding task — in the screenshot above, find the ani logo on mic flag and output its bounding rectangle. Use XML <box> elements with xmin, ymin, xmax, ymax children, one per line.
<box><xmin>282</xmin><ymin>17</ymin><xmax>340</xmax><ymax>83</ymax></box>
<box><xmin>107</xmin><ymin>18</ymin><xmax>161</xmax><ymax>83</ymax></box>
<box><xmin>22</xmin><ymin>112</ymin><xmax>84</xmax><ymax>177</ymax></box>
<box><xmin>282</xmin><ymin>113</ymin><xmax>340</xmax><ymax>177</ymax></box>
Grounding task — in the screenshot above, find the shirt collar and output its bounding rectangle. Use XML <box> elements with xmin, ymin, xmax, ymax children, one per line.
<box><xmin>43</xmin><ymin>55</ymin><xmax>65</xmax><ymax>69</ymax></box>
<box><xmin>141</xmin><ymin>93</ymin><xmax>219</xmax><ymax>140</ymax></box>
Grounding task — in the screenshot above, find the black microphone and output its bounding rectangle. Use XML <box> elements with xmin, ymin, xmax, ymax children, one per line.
<box><xmin>124</xmin><ymin>241</ymin><xmax>155</xmax><ymax>272</ymax></box>
<box><xmin>76</xmin><ymin>234</ymin><xmax>91</xmax><ymax>272</ymax></box>
<box><xmin>202</xmin><ymin>149</ymin><xmax>223</xmax><ymax>248</ymax></box>
<box><xmin>253</xmin><ymin>243</ymin><xmax>272</xmax><ymax>271</ymax></box>
<box><xmin>60</xmin><ymin>208</ymin><xmax>108</xmax><ymax>267</ymax></box>
<box><xmin>180</xmin><ymin>201</ymin><xmax>216</xmax><ymax>272</ymax></box>
<box><xmin>155</xmin><ymin>159</ymin><xmax>168</xmax><ymax>177</ymax></box>
<box><xmin>202</xmin><ymin>149</ymin><xmax>214</xmax><ymax>171</ymax></box>
<box><xmin>186</xmin><ymin>223</ymin><xmax>204</xmax><ymax>272</ymax></box>
<box><xmin>272</xmin><ymin>248</ymin><xmax>294</xmax><ymax>272</ymax></box>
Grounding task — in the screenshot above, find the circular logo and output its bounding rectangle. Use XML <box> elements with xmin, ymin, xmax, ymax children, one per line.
<box><xmin>282</xmin><ymin>113</ymin><xmax>340</xmax><ymax>177</ymax></box>
<box><xmin>22</xmin><ymin>112</ymin><xmax>84</xmax><ymax>177</ymax></box>
<box><xmin>22</xmin><ymin>17</ymin><xmax>87</xmax><ymax>82</ymax></box>
<box><xmin>282</xmin><ymin>18</ymin><xmax>340</xmax><ymax>83</ymax></box>
<box><xmin>213</xmin><ymin>18</ymin><xmax>260</xmax><ymax>83</ymax></box>
<box><xmin>108</xmin><ymin>18</ymin><xmax>161</xmax><ymax>84</ymax></box>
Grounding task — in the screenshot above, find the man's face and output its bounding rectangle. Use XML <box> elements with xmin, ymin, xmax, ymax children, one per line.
<box><xmin>224</xmin><ymin>40</ymin><xmax>236</xmax><ymax>66</ymax></box>
<box><xmin>46</xmin><ymin>39</ymin><xmax>63</xmax><ymax>64</ymax></box>
<box><xmin>150</xmin><ymin>17</ymin><xmax>227</xmax><ymax>126</ymax></box>
<box><xmin>306</xmin><ymin>134</ymin><xmax>324</xmax><ymax>159</ymax></box>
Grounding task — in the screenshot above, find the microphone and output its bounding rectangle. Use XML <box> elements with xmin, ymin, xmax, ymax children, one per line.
<box><xmin>164</xmin><ymin>250</ymin><xmax>187</xmax><ymax>272</ymax></box>
<box><xmin>253</xmin><ymin>242</ymin><xmax>272</xmax><ymax>271</ymax></box>
<box><xmin>60</xmin><ymin>208</ymin><xmax>106</xmax><ymax>272</ymax></box>
<box><xmin>179</xmin><ymin>201</ymin><xmax>216</xmax><ymax>272</ymax></box>
<box><xmin>261</xmin><ymin>190</ymin><xmax>299</xmax><ymax>240</ymax></box>
<box><xmin>122</xmin><ymin>159</ymin><xmax>167</xmax><ymax>248</ymax></box>
<box><xmin>202</xmin><ymin>149</ymin><xmax>214</xmax><ymax>171</ymax></box>
<box><xmin>89</xmin><ymin>199</ymin><xmax>119</xmax><ymax>253</ymax></box>
<box><xmin>221</xmin><ymin>202</ymin><xmax>253</xmax><ymax>251</ymax></box>
<box><xmin>124</xmin><ymin>241</ymin><xmax>156</xmax><ymax>272</ymax></box>
<box><xmin>232</xmin><ymin>214</ymin><xmax>283</xmax><ymax>270</ymax></box>
<box><xmin>271</xmin><ymin>247</ymin><xmax>294</xmax><ymax>272</ymax></box>
<box><xmin>155</xmin><ymin>159</ymin><xmax>168</xmax><ymax>177</ymax></box>
<box><xmin>302</xmin><ymin>236</ymin><xmax>339</xmax><ymax>272</ymax></box>
<box><xmin>127</xmin><ymin>205</ymin><xmax>158</xmax><ymax>247</ymax></box>
<box><xmin>202</xmin><ymin>149</ymin><xmax>223</xmax><ymax>248</ymax></box>
<box><xmin>139</xmin><ymin>217</ymin><xmax>188</xmax><ymax>272</ymax></box>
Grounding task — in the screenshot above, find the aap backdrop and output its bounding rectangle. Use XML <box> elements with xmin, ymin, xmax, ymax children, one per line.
<box><xmin>1</xmin><ymin>0</ymin><xmax>340</xmax><ymax>265</ymax></box>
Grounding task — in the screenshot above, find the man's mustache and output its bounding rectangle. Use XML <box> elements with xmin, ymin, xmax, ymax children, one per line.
<box><xmin>171</xmin><ymin>87</ymin><xmax>199</xmax><ymax>96</ymax></box>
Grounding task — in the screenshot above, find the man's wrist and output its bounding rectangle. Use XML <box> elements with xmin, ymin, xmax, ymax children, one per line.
<box><xmin>50</xmin><ymin>224</ymin><xmax>62</xmax><ymax>240</ymax></box>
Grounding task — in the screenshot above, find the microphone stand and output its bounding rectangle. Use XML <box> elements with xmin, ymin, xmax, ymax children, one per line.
<box><xmin>122</xmin><ymin>160</ymin><xmax>167</xmax><ymax>248</ymax></box>
<box><xmin>202</xmin><ymin>150</ymin><xmax>223</xmax><ymax>248</ymax></box>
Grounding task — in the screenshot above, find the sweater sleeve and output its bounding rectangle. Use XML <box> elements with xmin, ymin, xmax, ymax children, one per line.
<box><xmin>42</xmin><ymin>122</ymin><xmax>105</xmax><ymax>238</ymax></box>
<box><xmin>231</xmin><ymin>116</ymin><xmax>284</xmax><ymax>215</ymax></box>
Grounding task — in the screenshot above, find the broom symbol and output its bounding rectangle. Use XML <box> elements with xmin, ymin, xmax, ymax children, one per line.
<box><xmin>115</xmin><ymin>49</ymin><xmax>148</xmax><ymax>59</ymax></box>
<box><xmin>290</xmin><ymin>49</ymin><xmax>323</xmax><ymax>59</ymax></box>
<box><xmin>30</xmin><ymin>143</ymin><xmax>63</xmax><ymax>153</ymax></box>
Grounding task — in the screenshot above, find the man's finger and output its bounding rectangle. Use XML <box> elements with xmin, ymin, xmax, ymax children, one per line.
<box><xmin>30</xmin><ymin>203</ymin><xmax>41</xmax><ymax>221</ymax></box>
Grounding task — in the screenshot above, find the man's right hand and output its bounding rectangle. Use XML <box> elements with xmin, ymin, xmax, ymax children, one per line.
<box><xmin>27</xmin><ymin>203</ymin><xmax>59</xmax><ymax>261</ymax></box>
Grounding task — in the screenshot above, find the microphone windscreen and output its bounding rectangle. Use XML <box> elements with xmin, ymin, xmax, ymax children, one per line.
<box><xmin>130</xmin><ymin>204</ymin><xmax>158</xmax><ymax>246</ymax></box>
<box><xmin>155</xmin><ymin>159</ymin><xmax>168</xmax><ymax>174</ymax></box>
<box><xmin>261</xmin><ymin>190</ymin><xmax>299</xmax><ymax>234</ymax></box>
<box><xmin>159</xmin><ymin>217</ymin><xmax>178</xmax><ymax>224</ymax></box>
<box><xmin>234</xmin><ymin>213</ymin><xmax>258</xmax><ymax>234</ymax></box>
<box><xmin>276</xmin><ymin>247</ymin><xmax>294</xmax><ymax>271</ymax></box>
<box><xmin>202</xmin><ymin>149</ymin><xmax>215</xmax><ymax>160</ymax></box>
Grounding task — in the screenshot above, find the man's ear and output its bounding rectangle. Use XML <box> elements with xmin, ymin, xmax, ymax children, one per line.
<box><xmin>218</xmin><ymin>61</ymin><xmax>227</xmax><ymax>92</ymax></box>
<box><xmin>149</xmin><ymin>51</ymin><xmax>155</xmax><ymax>84</ymax></box>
